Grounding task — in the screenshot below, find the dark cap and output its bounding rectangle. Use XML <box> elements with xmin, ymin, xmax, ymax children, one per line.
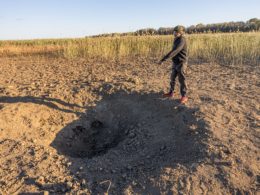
<box><xmin>173</xmin><ymin>25</ymin><xmax>186</xmax><ymax>33</ymax></box>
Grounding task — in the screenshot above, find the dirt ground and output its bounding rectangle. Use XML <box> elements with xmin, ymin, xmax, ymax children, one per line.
<box><xmin>0</xmin><ymin>56</ymin><xmax>259</xmax><ymax>195</ymax></box>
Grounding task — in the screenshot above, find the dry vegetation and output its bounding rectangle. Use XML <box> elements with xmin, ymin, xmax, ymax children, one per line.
<box><xmin>1</xmin><ymin>32</ymin><xmax>260</xmax><ymax>65</ymax></box>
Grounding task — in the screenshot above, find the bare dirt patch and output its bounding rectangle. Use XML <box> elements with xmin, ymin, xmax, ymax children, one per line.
<box><xmin>0</xmin><ymin>56</ymin><xmax>259</xmax><ymax>194</ymax></box>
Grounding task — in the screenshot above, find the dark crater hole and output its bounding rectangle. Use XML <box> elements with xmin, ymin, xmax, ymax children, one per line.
<box><xmin>51</xmin><ymin>96</ymin><xmax>142</xmax><ymax>158</ymax></box>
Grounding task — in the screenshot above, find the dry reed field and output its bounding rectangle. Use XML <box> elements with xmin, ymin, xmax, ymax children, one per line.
<box><xmin>1</xmin><ymin>32</ymin><xmax>260</xmax><ymax>65</ymax></box>
<box><xmin>0</xmin><ymin>32</ymin><xmax>259</xmax><ymax>194</ymax></box>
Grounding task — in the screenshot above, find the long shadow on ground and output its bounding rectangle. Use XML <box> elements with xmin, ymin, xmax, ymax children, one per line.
<box><xmin>0</xmin><ymin>96</ymin><xmax>83</xmax><ymax>115</ymax></box>
<box><xmin>49</xmin><ymin>90</ymin><xmax>210</xmax><ymax>194</ymax></box>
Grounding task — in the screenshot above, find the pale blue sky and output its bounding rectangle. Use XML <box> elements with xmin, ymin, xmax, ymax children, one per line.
<box><xmin>0</xmin><ymin>0</ymin><xmax>259</xmax><ymax>40</ymax></box>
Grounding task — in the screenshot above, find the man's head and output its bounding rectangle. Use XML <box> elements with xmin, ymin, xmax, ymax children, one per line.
<box><xmin>173</xmin><ymin>25</ymin><xmax>185</xmax><ymax>37</ymax></box>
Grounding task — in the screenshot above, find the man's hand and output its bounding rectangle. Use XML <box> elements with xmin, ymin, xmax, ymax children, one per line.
<box><xmin>158</xmin><ymin>59</ymin><xmax>164</xmax><ymax>65</ymax></box>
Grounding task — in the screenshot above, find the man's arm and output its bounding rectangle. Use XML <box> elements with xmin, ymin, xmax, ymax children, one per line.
<box><xmin>159</xmin><ymin>38</ymin><xmax>185</xmax><ymax>63</ymax></box>
<box><xmin>159</xmin><ymin>49</ymin><xmax>174</xmax><ymax>63</ymax></box>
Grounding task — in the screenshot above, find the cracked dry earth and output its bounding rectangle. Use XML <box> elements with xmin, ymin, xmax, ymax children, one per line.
<box><xmin>0</xmin><ymin>56</ymin><xmax>259</xmax><ymax>194</ymax></box>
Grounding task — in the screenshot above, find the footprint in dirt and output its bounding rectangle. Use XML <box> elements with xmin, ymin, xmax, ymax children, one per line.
<box><xmin>50</xmin><ymin>90</ymin><xmax>210</xmax><ymax>194</ymax></box>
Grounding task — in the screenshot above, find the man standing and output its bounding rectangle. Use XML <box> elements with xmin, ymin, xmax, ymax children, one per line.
<box><xmin>159</xmin><ymin>25</ymin><xmax>188</xmax><ymax>104</ymax></box>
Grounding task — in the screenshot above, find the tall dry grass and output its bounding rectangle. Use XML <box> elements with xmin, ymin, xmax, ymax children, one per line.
<box><xmin>0</xmin><ymin>32</ymin><xmax>259</xmax><ymax>65</ymax></box>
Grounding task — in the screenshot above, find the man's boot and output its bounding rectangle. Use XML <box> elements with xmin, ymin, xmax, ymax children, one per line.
<box><xmin>163</xmin><ymin>91</ymin><xmax>174</xmax><ymax>98</ymax></box>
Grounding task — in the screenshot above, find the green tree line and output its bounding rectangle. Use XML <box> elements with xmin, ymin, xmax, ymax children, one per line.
<box><xmin>91</xmin><ymin>18</ymin><xmax>260</xmax><ymax>37</ymax></box>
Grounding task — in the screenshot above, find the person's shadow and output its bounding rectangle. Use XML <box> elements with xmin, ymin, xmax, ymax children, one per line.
<box><xmin>0</xmin><ymin>96</ymin><xmax>83</xmax><ymax>115</ymax></box>
<box><xmin>49</xmin><ymin>89</ymin><xmax>210</xmax><ymax>194</ymax></box>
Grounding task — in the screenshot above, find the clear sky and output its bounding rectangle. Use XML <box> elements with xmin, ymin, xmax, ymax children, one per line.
<box><xmin>0</xmin><ymin>0</ymin><xmax>259</xmax><ymax>40</ymax></box>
